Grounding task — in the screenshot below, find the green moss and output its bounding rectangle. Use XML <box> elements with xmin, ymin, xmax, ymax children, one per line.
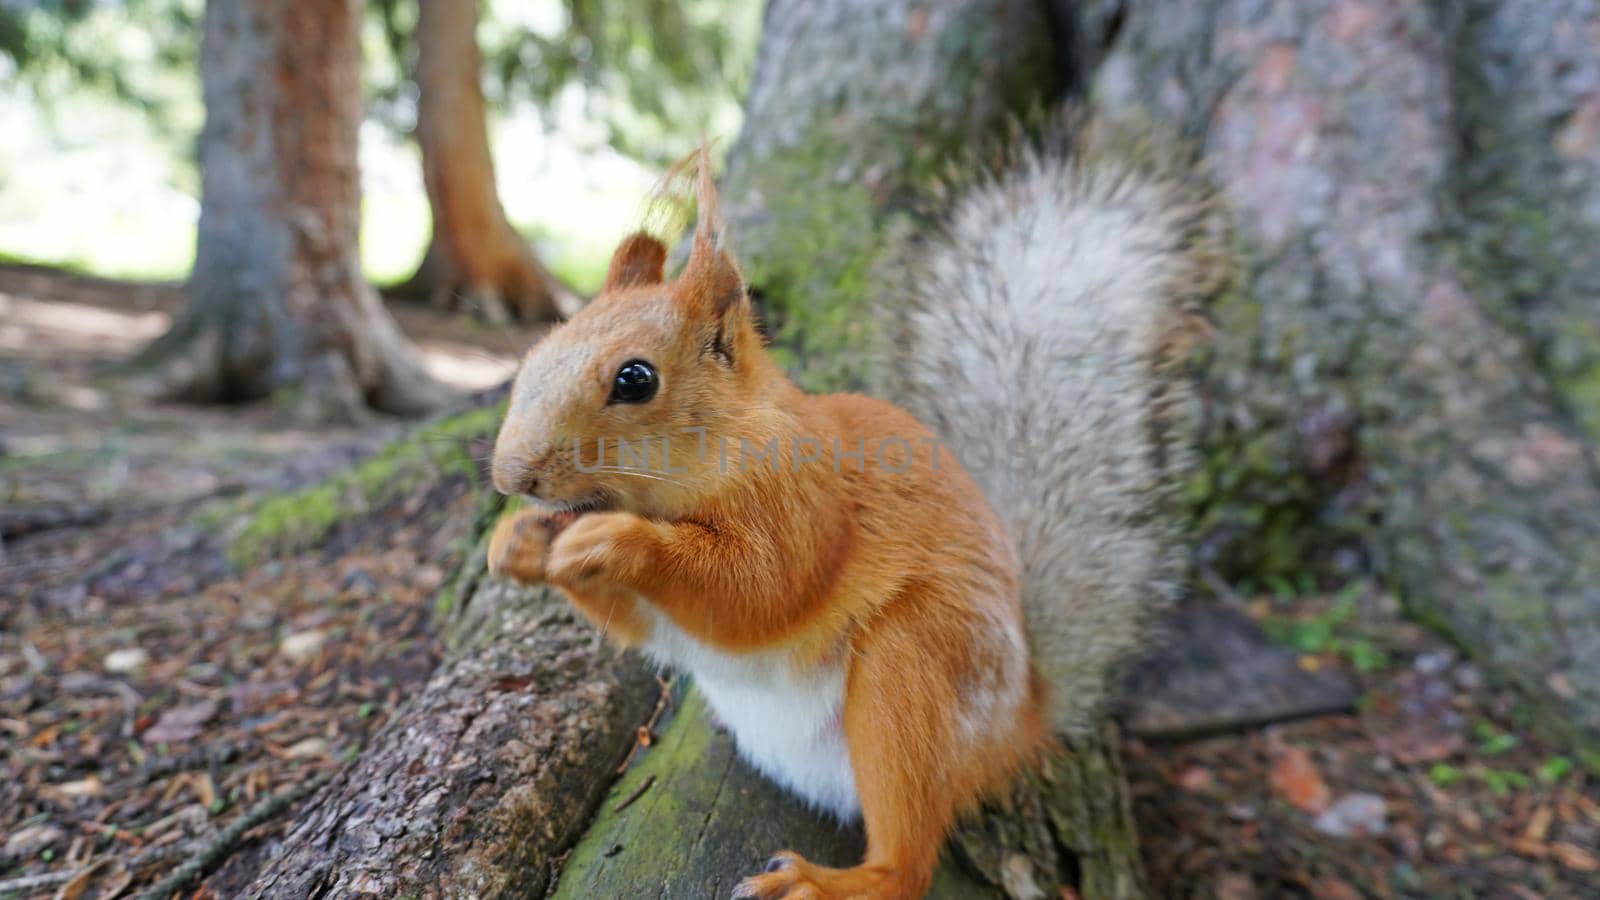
<box><xmin>550</xmin><ymin>687</ymin><xmax>712</xmax><ymax>898</ymax></box>
<box><xmin>733</xmin><ymin>149</ymin><xmax>888</xmax><ymax>393</ymax></box>
<box><xmin>227</xmin><ymin>404</ymin><xmax>501</xmax><ymax>566</ymax></box>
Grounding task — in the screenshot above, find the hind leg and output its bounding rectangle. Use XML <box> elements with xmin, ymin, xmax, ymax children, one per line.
<box><xmin>734</xmin><ymin>597</ymin><xmax>1043</xmax><ymax>899</ymax></box>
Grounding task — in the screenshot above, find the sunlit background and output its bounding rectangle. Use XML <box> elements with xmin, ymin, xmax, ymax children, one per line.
<box><xmin>0</xmin><ymin>0</ymin><xmax>761</xmax><ymax>290</ymax></box>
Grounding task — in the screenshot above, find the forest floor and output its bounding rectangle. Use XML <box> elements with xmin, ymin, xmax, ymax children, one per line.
<box><xmin>1</xmin><ymin>266</ymin><xmax>1597</xmax><ymax>899</ymax></box>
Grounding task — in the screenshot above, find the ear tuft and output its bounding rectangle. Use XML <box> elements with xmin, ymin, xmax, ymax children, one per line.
<box><xmin>602</xmin><ymin>231</ymin><xmax>668</xmax><ymax>292</ymax></box>
<box><xmin>676</xmin><ymin>145</ymin><xmax>745</xmax><ymax>317</ymax></box>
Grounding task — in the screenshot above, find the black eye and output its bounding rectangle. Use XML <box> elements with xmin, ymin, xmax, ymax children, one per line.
<box><xmin>609</xmin><ymin>360</ymin><xmax>659</xmax><ymax>404</ymax></box>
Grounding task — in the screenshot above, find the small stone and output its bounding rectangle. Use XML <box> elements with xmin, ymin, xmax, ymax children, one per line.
<box><xmin>1313</xmin><ymin>792</ymin><xmax>1387</xmax><ymax>838</ymax></box>
<box><xmin>279</xmin><ymin>630</ymin><xmax>328</xmax><ymax>663</ymax></box>
<box><xmin>1227</xmin><ymin>804</ymin><xmax>1258</xmax><ymax>821</ymax></box>
<box><xmin>1413</xmin><ymin>650</ymin><xmax>1455</xmax><ymax>675</ymax></box>
<box><xmin>340</xmin><ymin>566</ymin><xmax>379</xmax><ymax>598</ymax></box>
<box><xmin>104</xmin><ymin>647</ymin><xmax>150</xmax><ymax>674</ymax></box>
<box><xmin>1454</xmin><ymin>663</ymin><xmax>1484</xmax><ymax>691</ymax></box>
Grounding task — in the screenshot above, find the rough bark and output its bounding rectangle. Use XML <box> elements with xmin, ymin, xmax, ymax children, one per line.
<box><xmin>403</xmin><ymin>0</ymin><xmax>576</xmax><ymax>323</ymax></box>
<box><xmin>246</xmin><ymin>567</ymin><xmax>658</xmax><ymax>897</ymax></box>
<box><xmin>718</xmin><ymin>0</ymin><xmax>1069</xmax><ymax>389</ymax></box>
<box><xmin>1448</xmin><ymin>0</ymin><xmax>1600</xmax><ymax>438</ymax></box>
<box><xmin>1088</xmin><ymin>0</ymin><xmax>1600</xmax><ymax>754</ymax></box>
<box><xmin>135</xmin><ymin>0</ymin><xmax>450</xmax><ymax>420</ymax></box>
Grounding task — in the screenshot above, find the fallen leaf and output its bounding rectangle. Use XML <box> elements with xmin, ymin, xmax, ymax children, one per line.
<box><xmin>1309</xmin><ymin>877</ymin><xmax>1363</xmax><ymax>900</ymax></box>
<box><xmin>54</xmin><ymin>858</ymin><xmax>109</xmax><ymax>900</ymax></box>
<box><xmin>1523</xmin><ymin>806</ymin><xmax>1553</xmax><ymax>843</ymax></box>
<box><xmin>96</xmin><ymin>866</ymin><xmax>134</xmax><ymax>900</ymax></box>
<box><xmin>1270</xmin><ymin>746</ymin><xmax>1331</xmax><ymax>815</ymax></box>
<box><xmin>141</xmin><ymin>699</ymin><xmax>219</xmax><ymax>744</ymax></box>
<box><xmin>1214</xmin><ymin>871</ymin><xmax>1257</xmax><ymax>900</ymax></box>
<box><xmin>492</xmin><ymin>674</ymin><xmax>535</xmax><ymax>692</ymax></box>
<box><xmin>192</xmin><ymin>772</ymin><xmax>217</xmax><ymax>809</ymax></box>
<box><xmin>4</xmin><ymin>823</ymin><xmax>65</xmax><ymax>856</ymax></box>
<box><xmin>1550</xmin><ymin>842</ymin><xmax>1600</xmax><ymax>873</ymax></box>
<box><xmin>1175</xmin><ymin>765</ymin><xmax>1214</xmax><ymax>792</ymax></box>
<box><xmin>279</xmin><ymin>629</ymin><xmax>328</xmax><ymax>663</ymax></box>
<box><xmin>30</xmin><ymin>723</ymin><xmax>62</xmax><ymax>747</ymax></box>
<box><xmin>43</xmin><ymin>776</ymin><xmax>105</xmax><ymax>801</ymax></box>
<box><xmin>284</xmin><ymin>737</ymin><xmax>330</xmax><ymax>759</ymax></box>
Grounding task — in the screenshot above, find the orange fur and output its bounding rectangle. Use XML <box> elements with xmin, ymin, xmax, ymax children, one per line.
<box><xmin>488</xmin><ymin>150</ymin><xmax>1050</xmax><ymax>899</ymax></box>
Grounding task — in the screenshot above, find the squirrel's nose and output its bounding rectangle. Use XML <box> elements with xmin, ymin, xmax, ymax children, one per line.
<box><xmin>490</xmin><ymin>461</ymin><xmax>537</xmax><ymax>497</ymax></box>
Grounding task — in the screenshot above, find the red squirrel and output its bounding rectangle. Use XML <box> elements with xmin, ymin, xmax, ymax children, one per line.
<box><xmin>487</xmin><ymin>120</ymin><xmax>1219</xmax><ymax>899</ymax></box>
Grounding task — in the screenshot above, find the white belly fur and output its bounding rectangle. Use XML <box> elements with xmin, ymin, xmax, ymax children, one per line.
<box><xmin>637</xmin><ymin>606</ymin><xmax>859</xmax><ymax>819</ymax></box>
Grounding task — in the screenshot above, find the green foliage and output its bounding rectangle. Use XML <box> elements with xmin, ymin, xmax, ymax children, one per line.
<box><xmin>1474</xmin><ymin>722</ymin><xmax>1519</xmax><ymax>757</ymax></box>
<box><xmin>370</xmin><ymin>0</ymin><xmax>760</xmax><ymax>165</ymax></box>
<box><xmin>1259</xmin><ymin>582</ymin><xmax>1393</xmax><ymax>673</ymax></box>
<box><xmin>1536</xmin><ymin>755</ymin><xmax>1572</xmax><ymax>784</ymax></box>
<box><xmin>0</xmin><ymin>0</ymin><xmax>202</xmax><ymax>129</ymax></box>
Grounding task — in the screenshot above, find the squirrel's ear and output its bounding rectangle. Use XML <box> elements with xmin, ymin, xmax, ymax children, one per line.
<box><xmin>602</xmin><ymin>232</ymin><xmax>667</xmax><ymax>292</ymax></box>
<box><xmin>676</xmin><ymin>147</ymin><xmax>745</xmax><ymax>319</ymax></box>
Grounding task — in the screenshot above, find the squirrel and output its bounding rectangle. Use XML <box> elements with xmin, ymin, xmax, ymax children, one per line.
<box><xmin>486</xmin><ymin>117</ymin><xmax>1220</xmax><ymax>900</ymax></box>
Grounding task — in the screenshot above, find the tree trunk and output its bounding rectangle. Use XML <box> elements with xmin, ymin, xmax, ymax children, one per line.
<box><xmin>1086</xmin><ymin>0</ymin><xmax>1600</xmax><ymax>755</ymax></box>
<box><xmin>403</xmin><ymin>0</ymin><xmax>576</xmax><ymax>323</ymax></box>
<box><xmin>134</xmin><ymin>0</ymin><xmax>450</xmax><ymax>420</ymax></box>
<box><xmin>718</xmin><ymin>0</ymin><xmax>1072</xmax><ymax>390</ymax></box>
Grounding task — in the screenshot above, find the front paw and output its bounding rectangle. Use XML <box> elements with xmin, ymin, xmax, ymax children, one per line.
<box><xmin>545</xmin><ymin>511</ymin><xmax>651</xmax><ymax>590</ymax></box>
<box><xmin>486</xmin><ymin>508</ymin><xmax>556</xmax><ymax>584</ymax></box>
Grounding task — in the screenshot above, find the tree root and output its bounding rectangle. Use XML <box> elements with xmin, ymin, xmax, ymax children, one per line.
<box><xmin>132</xmin><ymin>770</ymin><xmax>333</xmax><ymax>900</ymax></box>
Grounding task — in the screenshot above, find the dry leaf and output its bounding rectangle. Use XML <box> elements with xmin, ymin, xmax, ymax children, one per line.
<box><xmin>1309</xmin><ymin>877</ymin><xmax>1363</xmax><ymax>900</ymax></box>
<box><xmin>44</xmin><ymin>776</ymin><xmax>105</xmax><ymax>801</ymax></box>
<box><xmin>141</xmin><ymin>699</ymin><xmax>219</xmax><ymax>744</ymax></box>
<box><xmin>192</xmin><ymin>772</ymin><xmax>217</xmax><ymax>809</ymax></box>
<box><xmin>1549</xmin><ymin>842</ymin><xmax>1600</xmax><ymax>873</ymax></box>
<box><xmin>97</xmin><ymin>866</ymin><xmax>134</xmax><ymax>900</ymax></box>
<box><xmin>53</xmin><ymin>858</ymin><xmax>108</xmax><ymax>900</ymax></box>
<box><xmin>1270</xmin><ymin>746</ymin><xmax>1331</xmax><ymax>815</ymax></box>
<box><xmin>284</xmin><ymin>737</ymin><xmax>330</xmax><ymax>759</ymax></box>
<box><xmin>1523</xmin><ymin>806</ymin><xmax>1553</xmax><ymax>844</ymax></box>
<box><xmin>1175</xmin><ymin>765</ymin><xmax>1214</xmax><ymax>792</ymax></box>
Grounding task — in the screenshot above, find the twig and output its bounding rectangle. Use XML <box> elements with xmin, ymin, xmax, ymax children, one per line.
<box><xmin>0</xmin><ymin>869</ymin><xmax>76</xmax><ymax>892</ymax></box>
<box><xmin>0</xmin><ymin>841</ymin><xmax>191</xmax><ymax>896</ymax></box>
<box><xmin>132</xmin><ymin>770</ymin><xmax>332</xmax><ymax>900</ymax></box>
<box><xmin>615</xmin><ymin>676</ymin><xmax>677</xmax><ymax>774</ymax></box>
<box><xmin>612</xmin><ymin>774</ymin><xmax>656</xmax><ymax>813</ymax></box>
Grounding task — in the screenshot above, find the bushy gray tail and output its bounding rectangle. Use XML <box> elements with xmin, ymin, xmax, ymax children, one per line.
<box><xmin>879</xmin><ymin>116</ymin><xmax>1224</xmax><ymax>738</ymax></box>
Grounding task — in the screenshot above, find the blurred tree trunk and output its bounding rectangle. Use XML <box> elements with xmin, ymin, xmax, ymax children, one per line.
<box><xmin>398</xmin><ymin>0</ymin><xmax>574</xmax><ymax>323</ymax></box>
<box><xmin>134</xmin><ymin>0</ymin><xmax>449</xmax><ymax>420</ymax></box>
<box><xmin>1086</xmin><ymin>0</ymin><xmax>1600</xmax><ymax>755</ymax></box>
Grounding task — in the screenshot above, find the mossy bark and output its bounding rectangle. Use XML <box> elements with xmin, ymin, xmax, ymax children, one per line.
<box><xmin>719</xmin><ymin>0</ymin><xmax>1068</xmax><ymax>390</ymax></box>
<box><xmin>1089</xmin><ymin>0</ymin><xmax>1600</xmax><ymax>753</ymax></box>
<box><xmin>551</xmin><ymin>691</ymin><xmax>1146</xmax><ymax>899</ymax></box>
